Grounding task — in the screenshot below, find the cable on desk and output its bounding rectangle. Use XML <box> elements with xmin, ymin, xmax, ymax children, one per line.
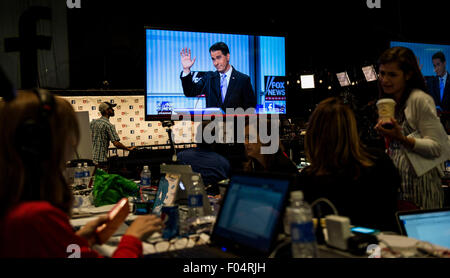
<box><xmin>311</xmin><ymin>198</ymin><xmax>339</xmax><ymax>216</ymax></box>
<box><xmin>268</xmin><ymin>235</ymin><xmax>291</xmax><ymax>258</ymax></box>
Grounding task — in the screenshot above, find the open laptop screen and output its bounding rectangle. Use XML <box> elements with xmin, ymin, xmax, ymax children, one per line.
<box><xmin>214</xmin><ymin>174</ymin><xmax>290</xmax><ymax>253</ymax></box>
<box><xmin>398</xmin><ymin>209</ymin><xmax>450</xmax><ymax>249</ymax></box>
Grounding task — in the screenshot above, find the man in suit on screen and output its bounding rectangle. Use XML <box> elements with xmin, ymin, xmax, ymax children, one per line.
<box><xmin>426</xmin><ymin>51</ymin><xmax>450</xmax><ymax>111</ymax></box>
<box><xmin>179</xmin><ymin>42</ymin><xmax>256</xmax><ymax>111</ymax></box>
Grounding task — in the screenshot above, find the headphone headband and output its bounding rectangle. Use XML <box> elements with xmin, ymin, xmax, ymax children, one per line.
<box><xmin>15</xmin><ymin>88</ymin><xmax>55</xmax><ymax>160</ymax></box>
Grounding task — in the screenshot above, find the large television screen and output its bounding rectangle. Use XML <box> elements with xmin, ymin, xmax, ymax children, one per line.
<box><xmin>390</xmin><ymin>41</ymin><xmax>450</xmax><ymax>111</ymax></box>
<box><xmin>145</xmin><ymin>28</ymin><xmax>287</xmax><ymax>120</ymax></box>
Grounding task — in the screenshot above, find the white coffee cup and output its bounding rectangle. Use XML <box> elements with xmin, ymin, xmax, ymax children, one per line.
<box><xmin>376</xmin><ymin>98</ymin><xmax>396</xmax><ymax>128</ymax></box>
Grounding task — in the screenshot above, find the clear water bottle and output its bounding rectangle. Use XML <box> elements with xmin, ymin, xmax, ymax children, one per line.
<box><xmin>82</xmin><ymin>162</ymin><xmax>90</xmax><ymax>187</ymax></box>
<box><xmin>287</xmin><ymin>191</ymin><xmax>318</xmax><ymax>258</ymax></box>
<box><xmin>140</xmin><ymin>165</ymin><xmax>151</xmax><ymax>186</ymax></box>
<box><xmin>74</xmin><ymin>163</ymin><xmax>83</xmax><ymax>187</ymax></box>
<box><xmin>187</xmin><ymin>174</ymin><xmax>205</xmax><ymax>220</ymax></box>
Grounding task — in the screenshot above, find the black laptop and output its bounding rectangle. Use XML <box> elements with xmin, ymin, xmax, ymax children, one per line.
<box><xmin>147</xmin><ymin>171</ymin><xmax>294</xmax><ymax>258</ymax></box>
<box><xmin>396</xmin><ymin>207</ymin><xmax>450</xmax><ymax>249</ymax></box>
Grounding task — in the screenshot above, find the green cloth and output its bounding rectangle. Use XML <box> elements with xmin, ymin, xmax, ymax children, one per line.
<box><xmin>92</xmin><ymin>169</ymin><xmax>139</xmax><ymax>207</ymax></box>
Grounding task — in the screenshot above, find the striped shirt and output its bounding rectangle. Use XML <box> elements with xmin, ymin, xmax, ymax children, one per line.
<box><xmin>90</xmin><ymin>116</ymin><xmax>120</xmax><ymax>163</ymax></box>
<box><xmin>389</xmin><ymin>117</ymin><xmax>444</xmax><ymax>209</ymax></box>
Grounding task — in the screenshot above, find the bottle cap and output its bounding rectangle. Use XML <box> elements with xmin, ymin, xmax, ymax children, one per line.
<box><xmin>191</xmin><ymin>175</ymin><xmax>199</xmax><ymax>181</ymax></box>
<box><xmin>77</xmin><ymin>163</ymin><xmax>82</xmax><ymax>167</ymax></box>
<box><xmin>83</xmin><ymin>162</ymin><xmax>88</xmax><ymax>166</ymax></box>
<box><xmin>290</xmin><ymin>190</ymin><xmax>303</xmax><ymax>200</ymax></box>
<box><xmin>143</xmin><ymin>165</ymin><xmax>149</xmax><ymax>170</ymax></box>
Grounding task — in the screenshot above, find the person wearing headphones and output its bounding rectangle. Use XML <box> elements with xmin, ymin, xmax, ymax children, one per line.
<box><xmin>0</xmin><ymin>90</ymin><xmax>163</xmax><ymax>257</ymax></box>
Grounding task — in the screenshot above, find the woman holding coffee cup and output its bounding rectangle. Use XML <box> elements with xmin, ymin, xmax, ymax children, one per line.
<box><xmin>375</xmin><ymin>46</ymin><xmax>450</xmax><ymax>209</ymax></box>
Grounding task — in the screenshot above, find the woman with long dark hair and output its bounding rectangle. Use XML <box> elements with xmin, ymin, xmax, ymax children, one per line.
<box><xmin>375</xmin><ymin>46</ymin><xmax>450</xmax><ymax>209</ymax></box>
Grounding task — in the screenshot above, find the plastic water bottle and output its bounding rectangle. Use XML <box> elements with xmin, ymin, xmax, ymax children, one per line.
<box><xmin>140</xmin><ymin>165</ymin><xmax>151</xmax><ymax>186</ymax></box>
<box><xmin>287</xmin><ymin>191</ymin><xmax>318</xmax><ymax>258</ymax></box>
<box><xmin>187</xmin><ymin>174</ymin><xmax>205</xmax><ymax>219</ymax></box>
<box><xmin>82</xmin><ymin>162</ymin><xmax>90</xmax><ymax>187</ymax></box>
<box><xmin>74</xmin><ymin>163</ymin><xmax>83</xmax><ymax>187</ymax></box>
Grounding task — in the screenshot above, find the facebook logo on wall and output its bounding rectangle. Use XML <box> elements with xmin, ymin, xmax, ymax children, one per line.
<box><xmin>66</xmin><ymin>0</ymin><xmax>81</xmax><ymax>9</ymax></box>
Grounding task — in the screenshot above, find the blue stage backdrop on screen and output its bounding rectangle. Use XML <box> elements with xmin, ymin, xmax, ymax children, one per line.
<box><xmin>390</xmin><ymin>41</ymin><xmax>450</xmax><ymax>111</ymax></box>
<box><xmin>145</xmin><ymin>28</ymin><xmax>286</xmax><ymax>120</ymax></box>
<box><xmin>390</xmin><ymin>41</ymin><xmax>450</xmax><ymax>77</ymax></box>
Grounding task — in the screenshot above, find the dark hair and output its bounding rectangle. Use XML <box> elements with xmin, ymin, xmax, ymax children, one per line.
<box><xmin>432</xmin><ymin>51</ymin><xmax>446</xmax><ymax>63</ymax></box>
<box><xmin>377</xmin><ymin>47</ymin><xmax>427</xmax><ymax>113</ymax></box>
<box><xmin>209</xmin><ymin>42</ymin><xmax>230</xmax><ymax>56</ymax></box>
<box><xmin>304</xmin><ymin>97</ymin><xmax>374</xmax><ymax>178</ymax></box>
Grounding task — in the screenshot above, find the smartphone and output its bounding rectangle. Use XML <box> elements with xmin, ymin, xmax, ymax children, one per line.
<box><xmin>381</xmin><ymin>122</ymin><xmax>394</xmax><ymax>129</ymax></box>
<box><xmin>351</xmin><ymin>226</ymin><xmax>380</xmax><ymax>235</ymax></box>
<box><xmin>96</xmin><ymin>198</ymin><xmax>130</xmax><ymax>244</ymax></box>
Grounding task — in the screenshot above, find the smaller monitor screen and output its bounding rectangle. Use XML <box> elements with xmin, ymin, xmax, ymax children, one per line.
<box><xmin>336</xmin><ymin>72</ymin><xmax>351</xmax><ymax>87</ymax></box>
<box><xmin>300</xmin><ymin>75</ymin><xmax>315</xmax><ymax>89</ymax></box>
<box><xmin>390</xmin><ymin>41</ymin><xmax>450</xmax><ymax>76</ymax></box>
<box><xmin>362</xmin><ymin>65</ymin><xmax>377</xmax><ymax>82</ymax></box>
<box><xmin>390</xmin><ymin>41</ymin><xmax>450</xmax><ymax>111</ymax></box>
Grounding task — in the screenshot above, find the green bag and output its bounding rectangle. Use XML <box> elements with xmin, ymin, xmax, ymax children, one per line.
<box><xmin>92</xmin><ymin>168</ymin><xmax>139</xmax><ymax>207</ymax></box>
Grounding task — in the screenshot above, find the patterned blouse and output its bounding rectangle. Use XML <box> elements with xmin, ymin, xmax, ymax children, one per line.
<box><xmin>387</xmin><ymin>89</ymin><xmax>446</xmax><ymax>209</ymax></box>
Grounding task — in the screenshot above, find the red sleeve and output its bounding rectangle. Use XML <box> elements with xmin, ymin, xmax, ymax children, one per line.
<box><xmin>2</xmin><ymin>202</ymin><xmax>143</xmax><ymax>258</ymax></box>
<box><xmin>2</xmin><ymin>202</ymin><xmax>101</xmax><ymax>258</ymax></box>
<box><xmin>111</xmin><ymin>235</ymin><xmax>143</xmax><ymax>258</ymax></box>
<box><xmin>7</xmin><ymin>202</ymin><xmax>99</xmax><ymax>258</ymax></box>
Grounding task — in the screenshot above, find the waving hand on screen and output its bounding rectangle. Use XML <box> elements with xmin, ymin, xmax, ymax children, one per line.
<box><xmin>180</xmin><ymin>47</ymin><xmax>196</xmax><ymax>75</ymax></box>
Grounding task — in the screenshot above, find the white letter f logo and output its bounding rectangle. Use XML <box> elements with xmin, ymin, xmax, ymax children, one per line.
<box><xmin>366</xmin><ymin>0</ymin><xmax>381</xmax><ymax>9</ymax></box>
<box><xmin>67</xmin><ymin>0</ymin><xmax>81</xmax><ymax>9</ymax></box>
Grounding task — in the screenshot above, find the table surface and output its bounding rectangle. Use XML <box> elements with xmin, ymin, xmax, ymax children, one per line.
<box><xmin>70</xmin><ymin>201</ymin><xmax>450</xmax><ymax>258</ymax></box>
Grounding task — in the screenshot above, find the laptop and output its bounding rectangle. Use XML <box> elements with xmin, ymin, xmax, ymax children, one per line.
<box><xmin>396</xmin><ymin>208</ymin><xmax>450</xmax><ymax>249</ymax></box>
<box><xmin>147</xmin><ymin>171</ymin><xmax>294</xmax><ymax>258</ymax></box>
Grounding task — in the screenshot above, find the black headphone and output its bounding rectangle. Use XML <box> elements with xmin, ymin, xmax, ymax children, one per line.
<box><xmin>15</xmin><ymin>88</ymin><xmax>55</xmax><ymax>160</ymax></box>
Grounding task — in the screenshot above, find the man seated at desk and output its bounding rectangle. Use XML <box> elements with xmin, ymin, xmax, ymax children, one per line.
<box><xmin>176</xmin><ymin>129</ymin><xmax>230</xmax><ymax>195</ymax></box>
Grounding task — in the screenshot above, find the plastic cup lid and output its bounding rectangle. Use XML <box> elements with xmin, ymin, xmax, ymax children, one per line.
<box><xmin>376</xmin><ymin>98</ymin><xmax>396</xmax><ymax>105</ymax></box>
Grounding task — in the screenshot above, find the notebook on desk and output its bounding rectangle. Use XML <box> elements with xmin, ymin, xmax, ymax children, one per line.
<box><xmin>396</xmin><ymin>208</ymin><xmax>450</xmax><ymax>249</ymax></box>
<box><xmin>148</xmin><ymin>171</ymin><xmax>294</xmax><ymax>258</ymax></box>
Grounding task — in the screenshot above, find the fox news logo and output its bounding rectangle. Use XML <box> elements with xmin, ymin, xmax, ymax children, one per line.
<box><xmin>265</xmin><ymin>76</ymin><xmax>286</xmax><ymax>97</ymax></box>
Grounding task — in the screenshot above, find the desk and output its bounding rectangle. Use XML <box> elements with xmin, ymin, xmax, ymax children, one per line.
<box><xmin>70</xmin><ymin>201</ymin><xmax>449</xmax><ymax>258</ymax></box>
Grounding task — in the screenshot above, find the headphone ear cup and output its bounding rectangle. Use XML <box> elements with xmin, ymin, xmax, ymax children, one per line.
<box><xmin>15</xmin><ymin>119</ymin><xmax>51</xmax><ymax>159</ymax></box>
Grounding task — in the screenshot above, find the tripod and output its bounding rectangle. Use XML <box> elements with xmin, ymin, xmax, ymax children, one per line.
<box><xmin>161</xmin><ymin>120</ymin><xmax>177</xmax><ymax>162</ymax></box>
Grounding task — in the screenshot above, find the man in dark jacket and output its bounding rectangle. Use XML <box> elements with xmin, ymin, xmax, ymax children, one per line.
<box><xmin>180</xmin><ymin>42</ymin><xmax>256</xmax><ymax>111</ymax></box>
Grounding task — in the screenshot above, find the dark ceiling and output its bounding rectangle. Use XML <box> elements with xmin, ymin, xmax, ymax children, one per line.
<box><xmin>62</xmin><ymin>0</ymin><xmax>447</xmax><ymax>89</ymax></box>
